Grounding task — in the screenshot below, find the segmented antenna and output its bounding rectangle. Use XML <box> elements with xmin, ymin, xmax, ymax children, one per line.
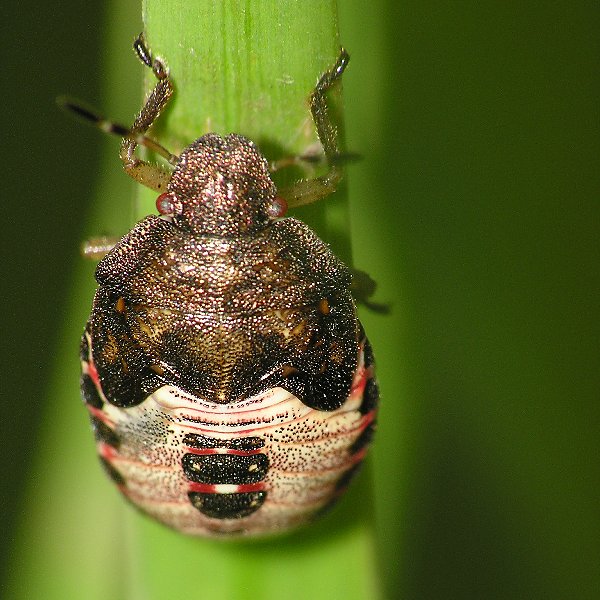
<box><xmin>57</xmin><ymin>97</ymin><xmax>178</xmax><ymax>166</ymax></box>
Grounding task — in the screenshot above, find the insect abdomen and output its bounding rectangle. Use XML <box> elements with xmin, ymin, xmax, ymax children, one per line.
<box><xmin>80</xmin><ymin>327</ymin><xmax>377</xmax><ymax>536</ymax></box>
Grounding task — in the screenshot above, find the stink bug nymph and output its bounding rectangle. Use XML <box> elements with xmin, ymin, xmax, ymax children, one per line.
<box><xmin>71</xmin><ymin>34</ymin><xmax>378</xmax><ymax>537</ymax></box>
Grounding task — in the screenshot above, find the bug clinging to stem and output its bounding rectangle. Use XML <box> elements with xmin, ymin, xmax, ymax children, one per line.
<box><xmin>67</xmin><ymin>33</ymin><xmax>379</xmax><ymax>537</ymax></box>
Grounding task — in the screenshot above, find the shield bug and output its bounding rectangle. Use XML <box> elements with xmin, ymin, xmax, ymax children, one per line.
<box><xmin>70</xmin><ymin>33</ymin><xmax>378</xmax><ymax>536</ymax></box>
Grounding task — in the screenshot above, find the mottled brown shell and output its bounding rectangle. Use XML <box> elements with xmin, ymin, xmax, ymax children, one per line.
<box><xmin>90</xmin><ymin>135</ymin><xmax>359</xmax><ymax>411</ymax></box>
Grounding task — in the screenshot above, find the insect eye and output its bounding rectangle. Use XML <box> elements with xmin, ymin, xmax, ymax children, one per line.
<box><xmin>266</xmin><ymin>196</ymin><xmax>288</xmax><ymax>218</ymax></box>
<box><xmin>156</xmin><ymin>192</ymin><xmax>177</xmax><ymax>215</ymax></box>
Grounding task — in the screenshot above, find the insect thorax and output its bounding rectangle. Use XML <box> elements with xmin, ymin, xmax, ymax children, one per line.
<box><xmin>168</xmin><ymin>134</ymin><xmax>277</xmax><ymax>236</ymax></box>
<box><xmin>90</xmin><ymin>214</ymin><xmax>356</xmax><ymax>409</ymax></box>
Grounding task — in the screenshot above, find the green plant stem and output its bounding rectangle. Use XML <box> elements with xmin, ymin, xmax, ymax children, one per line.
<box><xmin>139</xmin><ymin>0</ymin><xmax>351</xmax><ymax>262</ymax></box>
<box><xmin>4</xmin><ymin>4</ymin><xmax>143</xmax><ymax>599</ymax></box>
<box><xmin>5</xmin><ymin>2</ymin><xmax>383</xmax><ymax>599</ymax></box>
<box><xmin>128</xmin><ymin>2</ymin><xmax>381</xmax><ymax>599</ymax></box>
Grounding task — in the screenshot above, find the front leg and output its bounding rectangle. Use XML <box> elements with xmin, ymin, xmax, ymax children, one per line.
<box><xmin>280</xmin><ymin>49</ymin><xmax>350</xmax><ymax>208</ymax></box>
<box><xmin>119</xmin><ymin>33</ymin><xmax>177</xmax><ymax>192</ymax></box>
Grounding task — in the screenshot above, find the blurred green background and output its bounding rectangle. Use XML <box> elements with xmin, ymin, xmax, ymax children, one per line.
<box><xmin>2</xmin><ymin>1</ymin><xmax>598</xmax><ymax>599</ymax></box>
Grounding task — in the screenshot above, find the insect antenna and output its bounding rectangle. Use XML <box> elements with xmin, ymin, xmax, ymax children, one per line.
<box><xmin>57</xmin><ymin>97</ymin><xmax>178</xmax><ymax>166</ymax></box>
<box><xmin>270</xmin><ymin>150</ymin><xmax>361</xmax><ymax>173</ymax></box>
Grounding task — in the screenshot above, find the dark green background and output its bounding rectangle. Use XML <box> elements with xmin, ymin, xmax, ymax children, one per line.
<box><xmin>2</xmin><ymin>2</ymin><xmax>598</xmax><ymax>598</ymax></box>
<box><xmin>1</xmin><ymin>0</ymin><xmax>103</xmax><ymax>573</ymax></box>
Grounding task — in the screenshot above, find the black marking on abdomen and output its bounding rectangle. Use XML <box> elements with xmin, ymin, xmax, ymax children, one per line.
<box><xmin>99</xmin><ymin>456</ymin><xmax>125</xmax><ymax>486</ymax></box>
<box><xmin>79</xmin><ymin>329</ymin><xmax>91</xmax><ymax>362</ymax></box>
<box><xmin>335</xmin><ymin>463</ymin><xmax>362</xmax><ymax>492</ymax></box>
<box><xmin>363</xmin><ymin>337</ymin><xmax>375</xmax><ymax>370</ymax></box>
<box><xmin>183</xmin><ymin>433</ymin><xmax>264</xmax><ymax>451</ymax></box>
<box><xmin>81</xmin><ymin>374</ymin><xmax>104</xmax><ymax>409</ymax></box>
<box><xmin>359</xmin><ymin>376</ymin><xmax>379</xmax><ymax>416</ymax></box>
<box><xmin>188</xmin><ymin>491</ymin><xmax>266</xmax><ymax>519</ymax></box>
<box><xmin>182</xmin><ymin>453</ymin><xmax>268</xmax><ymax>485</ymax></box>
<box><xmin>90</xmin><ymin>416</ymin><xmax>120</xmax><ymax>449</ymax></box>
<box><xmin>350</xmin><ymin>421</ymin><xmax>376</xmax><ymax>455</ymax></box>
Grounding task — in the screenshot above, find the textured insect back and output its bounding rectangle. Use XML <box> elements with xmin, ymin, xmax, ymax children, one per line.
<box><xmin>167</xmin><ymin>134</ymin><xmax>277</xmax><ymax>236</ymax></box>
<box><xmin>78</xmin><ymin>34</ymin><xmax>378</xmax><ymax>537</ymax></box>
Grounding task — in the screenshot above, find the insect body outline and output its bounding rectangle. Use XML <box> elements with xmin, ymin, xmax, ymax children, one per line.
<box><xmin>73</xmin><ymin>33</ymin><xmax>379</xmax><ymax>537</ymax></box>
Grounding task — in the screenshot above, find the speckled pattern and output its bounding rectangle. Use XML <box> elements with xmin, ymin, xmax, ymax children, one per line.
<box><xmin>79</xmin><ymin>133</ymin><xmax>379</xmax><ymax>536</ymax></box>
<box><xmin>81</xmin><ymin>329</ymin><xmax>376</xmax><ymax>536</ymax></box>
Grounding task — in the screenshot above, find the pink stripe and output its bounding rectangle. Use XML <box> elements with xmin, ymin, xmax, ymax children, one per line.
<box><xmin>87</xmin><ymin>405</ymin><xmax>114</xmax><ymax>427</ymax></box>
<box><xmin>98</xmin><ymin>442</ymin><xmax>117</xmax><ymax>461</ymax></box>
<box><xmin>187</xmin><ymin>482</ymin><xmax>265</xmax><ymax>494</ymax></box>
<box><xmin>88</xmin><ymin>360</ymin><xmax>101</xmax><ymax>389</ymax></box>
<box><xmin>350</xmin><ymin>368</ymin><xmax>367</xmax><ymax>395</ymax></box>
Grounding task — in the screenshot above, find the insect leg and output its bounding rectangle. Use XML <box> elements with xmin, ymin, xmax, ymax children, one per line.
<box><xmin>350</xmin><ymin>268</ymin><xmax>391</xmax><ymax>314</ymax></box>
<box><xmin>81</xmin><ymin>236</ymin><xmax>120</xmax><ymax>261</ymax></box>
<box><xmin>119</xmin><ymin>33</ymin><xmax>177</xmax><ymax>192</ymax></box>
<box><xmin>280</xmin><ymin>49</ymin><xmax>350</xmax><ymax>208</ymax></box>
